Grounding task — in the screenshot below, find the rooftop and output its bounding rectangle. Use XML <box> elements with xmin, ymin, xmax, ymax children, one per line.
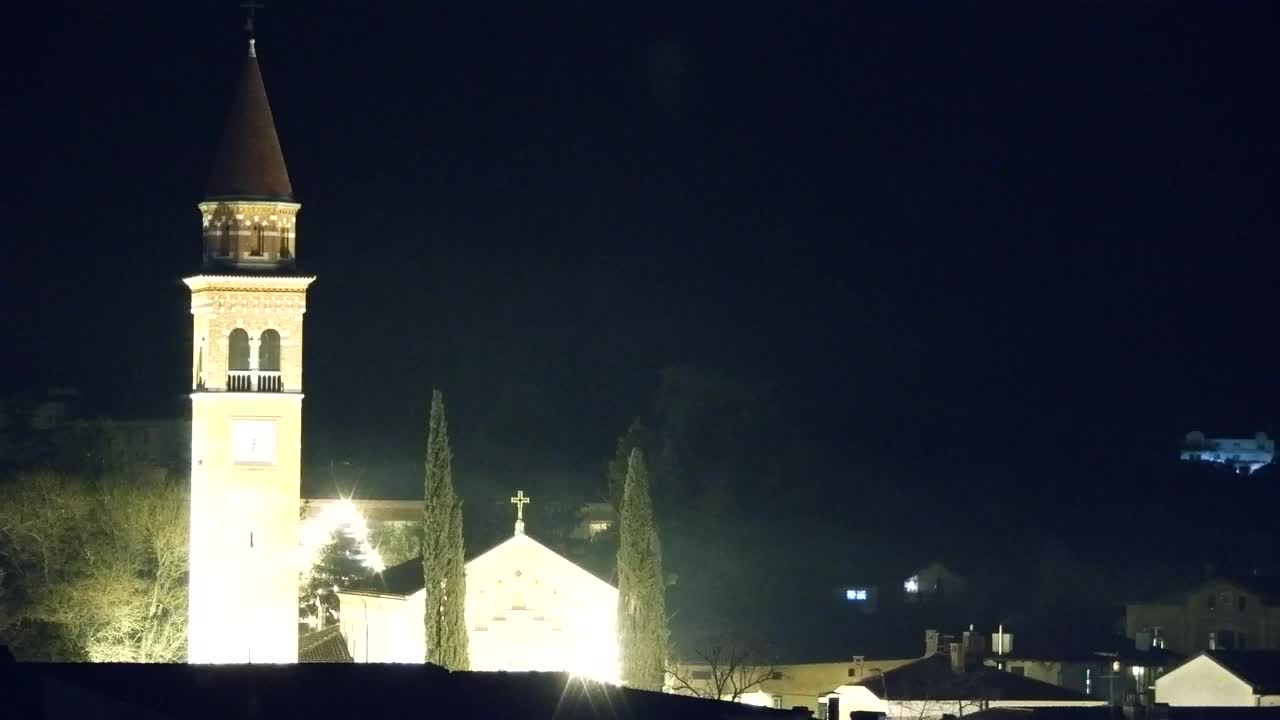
<box><xmin>850</xmin><ymin>653</ymin><xmax>1092</xmax><ymax>702</ymax></box>
<box><xmin>298</xmin><ymin>625</ymin><xmax>353</xmax><ymax>663</ymax></box>
<box><xmin>205</xmin><ymin>40</ymin><xmax>293</xmax><ymax>202</ymax></box>
<box><xmin>9</xmin><ymin>661</ymin><xmax>810</xmax><ymax>720</ymax></box>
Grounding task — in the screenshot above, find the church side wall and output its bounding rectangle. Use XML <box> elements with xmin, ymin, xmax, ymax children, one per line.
<box><xmin>338</xmin><ymin>593</ymin><xmax>424</xmax><ymax>663</ymax></box>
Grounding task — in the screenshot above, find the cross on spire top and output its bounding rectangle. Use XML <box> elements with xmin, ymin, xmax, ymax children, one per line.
<box><xmin>510</xmin><ymin>490</ymin><xmax>530</xmax><ymax>535</ymax></box>
<box><xmin>241</xmin><ymin>0</ymin><xmax>264</xmax><ymax>37</ymax></box>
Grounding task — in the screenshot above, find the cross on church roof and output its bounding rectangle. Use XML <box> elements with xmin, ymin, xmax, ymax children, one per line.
<box><xmin>510</xmin><ymin>490</ymin><xmax>530</xmax><ymax>535</ymax></box>
<box><xmin>241</xmin><ymin>0</ymin><xmax>264</xmax><ymax>36</ymax></box>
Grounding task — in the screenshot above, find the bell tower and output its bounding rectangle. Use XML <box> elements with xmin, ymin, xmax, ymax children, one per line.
<box><xmin>185</xmin><ymin>37</ymin><xmax>313</xmax><ymax>663</ymax></box>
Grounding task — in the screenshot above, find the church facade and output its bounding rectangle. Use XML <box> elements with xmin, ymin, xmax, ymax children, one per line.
<box><xmin>186</xmin><ymin>38</ymin><xmax>313</xmax><ymax>663</ymax></box>
<box><xmin>338</xmin><ymin>515</ymin><xmax>620</xmax><ymax>683</ymax></box>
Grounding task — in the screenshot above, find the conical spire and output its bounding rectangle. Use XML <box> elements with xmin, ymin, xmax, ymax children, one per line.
<box><xmin>206</xmin><ymin>39</ymin><xmax>293</xmax><ymax>201</ymax></box>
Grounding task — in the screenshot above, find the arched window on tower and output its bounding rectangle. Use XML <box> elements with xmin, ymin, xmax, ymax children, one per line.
<box><xmin>218</xmin><ymin>223</ymin><xmax>232</xmax><ymax>256</ymax></box>
<box><xmin>279</xmin><ymin>227</ymin><xmax>291</xmax><ymax>259</ymax></box>
<box><xmin>228</xmin><ymin>329</ymin><xmax>251</xmax><ymax>391</ymax></box>
<box><xmin>258</xmin><ymin>330</ymin><xmax>281</xmax><ymax>391</ymax></box>
<box><xmin>251</xmin><ymin>225</ymin><xmax>264</xmax><ymax>256</ymax></box>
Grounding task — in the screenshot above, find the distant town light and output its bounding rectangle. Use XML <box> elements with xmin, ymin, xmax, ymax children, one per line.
<box><xmin>904</xmin><ymin>576</ymin><xmax>919</xmax><ymax>593</ymax></box>
<box><xmin>846</xmin><ymin>588</ymin><xmax>868</xmax><ymax>601</ymax></box>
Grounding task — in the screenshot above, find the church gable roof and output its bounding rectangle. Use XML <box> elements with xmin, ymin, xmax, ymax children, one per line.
<box><xmin>206</xmin><ymin>41</ymin><xmax>293</xmax><ymax>201</ymax></box>
<box><xmin>348</xmin><ymin>533</ymin><xmax>616</xmax><ymax>598</ymax></box>
<box><xmin>468</xmin><ymin>533</ymin><xmax>617</xmax><ymax>597</ymax></box>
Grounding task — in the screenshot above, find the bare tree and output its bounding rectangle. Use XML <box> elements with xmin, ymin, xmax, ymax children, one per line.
<box><xmin>0</xmin><ymin>469</ymin><xmax>188</xmax><ymax>662</ymax></box>
<box><xmin>667</xmin><ymin>634</ymin><xmax>779</xmax><ymax>703</ymax></box>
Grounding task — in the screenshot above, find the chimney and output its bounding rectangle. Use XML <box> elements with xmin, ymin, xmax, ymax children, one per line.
<box><xmin>1135</xmin><ymin>630</ymin><xmax>1152</xmax><ymax>652</ymax></box>
<box><xmin>992</xmin><ymin>630</ymin><xmax>1014</xmax><ymax>655</ymax></box>
<box><xmin>963</xmin><ymin>631</ymin><xmax>986</xmax><ymax>660</ymax></box>
<box><xmin>926</xmin><ymin>629</ymin><xmax>940</xmax><ymax>656</ymax></box>
<box><xmin>949</xmin><ymin>642</ymin><xmax>964</xmax><ymax>673</ymax></box>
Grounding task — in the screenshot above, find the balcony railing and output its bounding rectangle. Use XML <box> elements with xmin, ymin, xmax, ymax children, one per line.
<box><xmin>227</xmin><ymin>370</ymin><xmax>283</xmax><ymax>392</ymax></box>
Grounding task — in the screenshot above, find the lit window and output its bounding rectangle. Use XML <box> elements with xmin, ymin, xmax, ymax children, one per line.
<box><xmin>846</xmin><ymin>588</ymin><xmax>868</xmax><ymax>601</ymax></box>
<box><xmin>588</xmin><ymin>520</ymin><xmax>611</xmax><ymax>537</ymax></box>
<box><xmin>905</xmin><ymin>576</ymin><xmax>920</xmax><ymax>594</ymax></box>
<box><xmin>772</xmin><ymin>696</ymin><xmax>782</xmax><ymax>709</ymax></box>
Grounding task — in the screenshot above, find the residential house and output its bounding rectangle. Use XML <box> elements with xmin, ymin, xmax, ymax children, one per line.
<box><xmin>1127</xmin><ymin>576</ymin><xmax>1280</xmax><ymax>655</ymax></box>
<box><xmin>570</xmin><ymin>502</ymin><xmax>618</xmax><ymax>540</ymax></box>
<box><xmin>904</xmin><ymin>562</ymin><xmax>972</xmax><ymax>606</ymax></box>
<box><xmin>1156</xmin><ymin>651</ymin><xmax>1280</xmax><ymax>707</ymax></box>
<box><xmin>822</xmin><ymin>652</ymin><xmax>1105</xmax><ymax>720</ymax></box>
<box><xmin>983</xmin><ymin>631</ymin><xmax>1182</xmax><ymax>705</ymax></box>
<box><xmin>669</xmin><ymin>658</ymin><xmax>916</xmax><ymax>712</ymax></box>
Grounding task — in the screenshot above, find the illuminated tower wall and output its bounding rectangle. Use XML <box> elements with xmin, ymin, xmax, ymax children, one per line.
<box><xmin>186</xmin><ymin>39</ymin><xmax>313</xmax><ymax>663</ymax></box>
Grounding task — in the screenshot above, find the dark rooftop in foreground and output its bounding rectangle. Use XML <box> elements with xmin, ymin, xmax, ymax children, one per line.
<box><xmin>964</xmin><ymin>707</ymin><xmax>1115</xmax><ymax>720</ymax></box>
<box><xmin>959</xmin><ymin>709</ymin><xmax>1280</xmax><ymax>720</ymax></box>
<box><xmin>8</xmin><ymin>659</ymin><xmax>810</xmax><ymax>720</ymax></box>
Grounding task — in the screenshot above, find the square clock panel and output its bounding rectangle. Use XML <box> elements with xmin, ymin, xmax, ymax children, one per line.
<box><xmin>232</xmin><ymin>419</ymin><xmax>278</xmax><ymax>465</ymax></box>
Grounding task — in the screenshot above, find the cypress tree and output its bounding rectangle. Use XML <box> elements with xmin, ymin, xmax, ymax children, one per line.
<box><xmin>423</xmin><ymin>390</ymin><xmax>469</xmax><ymax>669</ymax></box>
<box><xmin>617</xmin><ymin>447</ymin><xmax>669</xmax><ymax>690</ymax></box>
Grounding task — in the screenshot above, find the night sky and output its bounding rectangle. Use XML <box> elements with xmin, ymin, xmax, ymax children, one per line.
<box><xmin>6</xmin><ymin>1</ymin><xmax>1280</xmax><ymax>651</ymax></box>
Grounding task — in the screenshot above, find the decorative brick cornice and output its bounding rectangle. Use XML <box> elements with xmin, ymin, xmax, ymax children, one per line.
<box><xmin>184</xmin><ymin>275</ymin><xmax>315</xmax><ymax>293</ymax></box>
